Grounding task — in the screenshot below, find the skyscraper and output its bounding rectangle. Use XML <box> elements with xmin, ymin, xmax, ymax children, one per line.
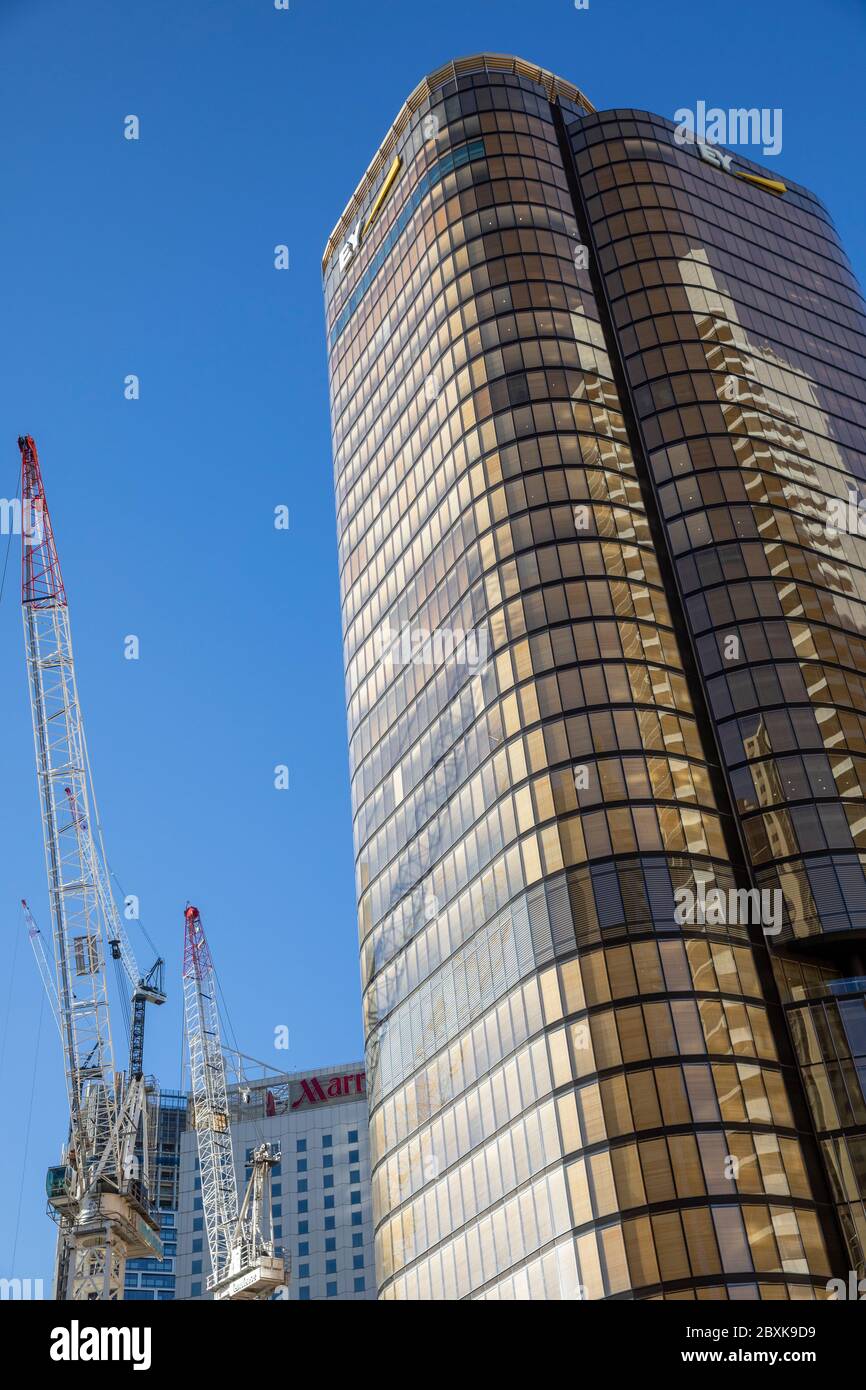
<box><xmin>323</xmin><ymin>54</ymin><xmax>866</xmax><ymax>1300</ymax></box>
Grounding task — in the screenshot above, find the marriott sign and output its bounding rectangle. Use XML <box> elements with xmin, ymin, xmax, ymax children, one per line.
<box><xmin>290</xmin><ymin>1070</ymin><xmax>366</xmax><ymax>1110</ymax></box>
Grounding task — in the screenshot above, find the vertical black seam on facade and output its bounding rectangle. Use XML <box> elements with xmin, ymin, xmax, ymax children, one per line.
<box><xmin>549</xmin><ymin>100</ymin><xmax>847</xmax><ymax>1268</ymax></box>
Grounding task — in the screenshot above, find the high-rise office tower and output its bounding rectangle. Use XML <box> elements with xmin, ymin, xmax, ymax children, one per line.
<box><xmin>323</xmin><ymin>54</ymin><xmax>866</xmax><ymax>1300</ymax></box>
<box><xmin>175</xmin><ymin>1063</ymin><xmax>374</xmax><ymax>1301</ymax></box>
<box><xmin>124</xmin><ymin>1090</ymin><xmax>187</xmax><ymax>1301</ymax></box>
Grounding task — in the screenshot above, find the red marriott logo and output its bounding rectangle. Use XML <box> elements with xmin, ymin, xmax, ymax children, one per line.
<box><xmin>291</xmin><ymin>1072</ymin><xmax>366</xmax><ymax>1109</ymax></box>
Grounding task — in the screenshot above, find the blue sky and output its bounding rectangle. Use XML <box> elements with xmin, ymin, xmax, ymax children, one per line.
<box><xmin>0</xmin><ymin>0</ymin><xmax>863</xmax><ymax>1291</ymax></box>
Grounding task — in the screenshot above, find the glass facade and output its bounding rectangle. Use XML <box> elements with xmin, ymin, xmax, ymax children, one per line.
<box><xmin>324</xmin><ymin>55</ymin><xmax>865</xmax><ymax>1299</ymax></box>
<box><xmin>568</xmin><ymin>106</ymin><xmax>866</xmax><ymax>1276</ymax></box>
<box><xmin>124</xmin><ymin>1089</ymin><xmax>187</xmax><ymax>1301</ymax></box>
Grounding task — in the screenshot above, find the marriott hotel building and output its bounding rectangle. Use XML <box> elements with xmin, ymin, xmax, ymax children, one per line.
<box><xmin>323</xmin><ymin>54</ymin><xmax>866</xmax><ymax>1300</ymax></box>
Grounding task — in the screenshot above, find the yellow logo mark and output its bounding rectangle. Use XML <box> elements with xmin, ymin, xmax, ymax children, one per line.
<box><xmin>362</xmin><ymin>154</ymin><xmax>402</xmax><ymax>238</ymax></box>
<box><xmin>733</xmin><ymin>171</ymin><xmax>787</xmax><ymax>196</ymax></box>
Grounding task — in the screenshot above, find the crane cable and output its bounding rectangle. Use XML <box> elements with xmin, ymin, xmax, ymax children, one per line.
<box><xmin>215</xmin><ymin>969</ymin><xmax>271</xmax><ymax>1151</ymax></box>
<box><xmin>0</xmin><ymin>469</ymin><xmax>20</xmax><ymax>609</ymax></box>
<box><xmin>11</xmin><ymin>985</ymin><xmax>46</xmax><ymax>1276</ymax></box>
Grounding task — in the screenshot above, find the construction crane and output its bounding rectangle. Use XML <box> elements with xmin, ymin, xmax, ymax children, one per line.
<box><xmin>182</xmin><ymin>905</ymin><xmax>288</xmax><ymax>1299</ymax></box>
<box><xmin>19</xmin><ymin>434</ymin><xmax>166</xmax><ymax>1299</ymax></box>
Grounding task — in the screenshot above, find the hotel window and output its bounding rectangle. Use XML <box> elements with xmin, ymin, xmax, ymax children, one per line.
<box><xmin>327</xmin><ymin>1282</ymin><xmax>337</xmax><ymax>1297</ymax></box>
<box><xmin>349</xmin><ymin>1169</ymin><xmax>360</xmax><ymax>1184</ymax></box>
<box><xmin>353</xmin><ymin>1255</ymin><xmax>364</xmax><ymax>1269</ymax></box>
<box><xmin>324</xmin><ymin>1195</ymin><xmax>335</xmax><ymax>1210</ymax></box>
<box><xmin>351</xmin><ymin>1212</ymin><xmax>362</xmax><ymax>1227</ymax></box>
<box><xmin>191</xmin><ymin>1282</ymin><xmax>202</xmax><ymax>1298</ymax></box>
<box><xmin>323</xmin><ymin>1154</ymin><xmax>333</xmax><ymax>1168</ymax></box>
<box><xmin>325</xmin><ymin>1237</ymin><xmax>336</xmax><ymax>1252</ymax></box>
<box><xmin>326</xmin><ymin>1259</ymin><xmax>337</xmax><ymax>1274</ymax></box>
<box><xmin>298</xmin><ymin>1241</ymin><xmax>309</xmax><ymax>1257</ymax></box>
<box><xmin>324</xmin><ymin>1175</ymin><xmax>334</xmax><ymax>1189</ymax></box>
<box><xmin>348</xmin><ymin>1130</ymin><xmax>358</xmax><ymax>1143</ymax></box>
<box><xmin>299</xmin><ymin>1287</ymin><xmax>310</xmax><ymax>1301</ymax></box>
<box><xmin>273</xmin><ymin>1204</ymin><xmax>282</xmax><ymax>1218</ymax></box>
<box><xmin>298</xmin><ymin>1221</ymin><xmax>308</xmax><ymax>1235</ymax></box>
<box><xmin>323</xmin><ymin>1135</ymin><xmax>333</xmax><ymax>1147</ymax></box>
<box><xmin>298</xmin><ymin>1200</ymin><xmax>308</xmax><ymax>1214</ymax></box>
<box><xmin>192</xmin><ymin>1239</ymin><xmax>202</xmax><ymax>1254</ymax></box>
<box><xmin>325</xmin><ymin>1217</ymin><xmax>335</xmax><ymax>1231</ymax></box>
<box><xmin>296</xmin><ymin>1140</ymin><xmax>306</xmax><ymax>1152</ymax></box>
<box><xmin>299</xmin><ymin>1264</ymin><xmax>310</xmax><ymax>1279</ymax></box>
<box><xmin>192</xmin><ymin>1261</ymin><xmax>202</xmax><ymax>1275</ymax></box>
<box><xmin>272</xmin><ymin>1183</ymin><xmax>282</xmax><ymax>1196</ymax></box>
<box><xmin>350</xmin><ymin>1191</ymin><xmax>361</xmax><ymax>1205</ymax></box>
<box><xmin>193</xmin><ymin>1218</ymin><xmax>203</xmax><ymax>1232</ymax></box>
<box><xmin>354</xmin><ymin>1278</ymin><xmax>366</xmax><ymax>1293</ymax></box>
<box><xmin>352</xmin><ymin>1233</ymin><xmax>363</xmax><ymax>1248</ymax></box>
<box><xmin>297</xmin><ymin>1159</ymin><xmax>307</xmax><ymax>1173</ymax></box>
<box><xmin>298</xmin><ymin>1180</ymin><xmax>308</xmax><ymax>1193</ymax></box>
<box><xmin>349</xmin><ymin>1149</ymin><xmax>359</xmax><ymax>1163</ymax></box>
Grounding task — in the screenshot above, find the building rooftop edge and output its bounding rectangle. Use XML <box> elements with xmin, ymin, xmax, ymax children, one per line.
<box><xmin>321</xmin><ymin>53</ymin><xmax>595</xmax><ymax>273</ymax></box>
<box><xmin>218</xmin><ymin>1059</ymin><xmax>367</xmax><ymax>1097</ymax></box>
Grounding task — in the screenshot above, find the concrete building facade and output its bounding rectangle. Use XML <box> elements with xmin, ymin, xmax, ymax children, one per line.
<box><xmin>175</xmin><ymin>1062</ymin><xmax>374</xmax><ymax>1301</ymax></box>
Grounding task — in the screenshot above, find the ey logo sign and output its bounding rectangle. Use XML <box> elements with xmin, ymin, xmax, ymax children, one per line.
<box><xmin>694</xmin><ymin>139</ymin><xmax>787</xmax><ymax>197</ymax></box>
<box><xmin>339</xmin><ymin>154</ymin><xmax>402</xmax><ymax>272</ymax></box>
